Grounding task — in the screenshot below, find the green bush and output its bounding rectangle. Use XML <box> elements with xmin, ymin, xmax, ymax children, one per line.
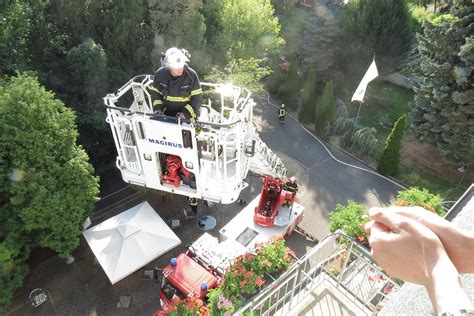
<box><xmin>395</xmin><ymin>187</ymin><xmax>445</xmax><ymax>215</ymax></box>
<box><xmin>278</xmin><ymin>52</ymin><xmax>299</xmax><ymax>111</ymax></box>
<box><xmin>377</xmin><ymin>114</ymin><xmax>407</xmax><ymax>176</ymax></box>
<box><xmin>299</xmin><ymin>70</ymin><xmax>316</xmax><ymax>123</ymax></box>
<box><xmin>315</xmin><ymin>80</ymin><xmax>335</xmax><ymax>135</ymax></box>
<box><xmin>329</xmin><ymin>201</ymin><xmax>368</xmax><ymax>241</ymax></box>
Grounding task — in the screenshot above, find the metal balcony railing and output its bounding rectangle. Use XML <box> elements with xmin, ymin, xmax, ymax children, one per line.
<box><xmin>235</xmin><ymin>230</ymin><xmax>401</xmax><ymax>315</ymax></box>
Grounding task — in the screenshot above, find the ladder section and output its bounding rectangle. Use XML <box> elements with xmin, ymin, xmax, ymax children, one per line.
<box><xmin>249</xmin><ymin>136</ymin><xmax>287</xmax><ymax>179</ymax></box>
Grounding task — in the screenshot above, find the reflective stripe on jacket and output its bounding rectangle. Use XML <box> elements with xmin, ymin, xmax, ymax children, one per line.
<box><xmin>148</xmin><ymin>66</ymin><xmax>202</xmax><ymax>119</ymax></box>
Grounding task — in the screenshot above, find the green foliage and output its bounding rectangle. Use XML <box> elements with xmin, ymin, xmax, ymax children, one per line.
<box><xmin>265</xmin><ymin>54</ymin><xmax>286</xmax><ymax>95</ymax></box>
<box><xmin>315</xmin><ymin>80</ymin><xmax>335</xmax><ymax>135</ymax></box>
<box><xmin>396</xmin><ymin>187</ymin><xmax>445</xmax><ymax>215</ymax></box>
<box><xmin>203</xmin><ymin>0</ymin><xmax>284</xmax><ymax>66</ymax></box>
<box><xmin>329</xmin><ymin>201</ymin><xmax>368</xmax><ymax>240</ymax></box>
<box><xmin>299</xmin><ymin>70</ymin><xmax>317</xmax><ymax>123</ymax></box>
<box><xmin>271</xmin><ymin>0</ymin><xmax>296</xmax><ymax>15</ymax></box>
<box><xmin>377</xmin><ymin>114</ymin><xmax>407</xmax><ymax>176</ymax></box>
<box><xmin>204</xmin><ymin>58</ymin><xmax>271</xmax><ymax>92</ymax></box>
<box><xmin>408</xmin><ymin>3</ymin><xmax>436</xmax><ymax>33</ymax></box>
<box><xmin>63</xmin><ymin>38</ymin><xmax>114</xmax><ymax>170</ymax></box>
<box><xmin>329</xmin><ymin>118</ymin><xmax>379</xmax><ymax>157</ymax></box>
<box><xmin>149</xmin><ymin>0</ymin><xmax>207</xmax><ymax>71</ymax></box>
<box><xmin>0</xmin><ymin>231</ymin><xmax>30</xmax><ymax>312</ymax></box>
<box><xmin>341</xmin><ymin>0</ymin><xmax>413</xmax><ymax>69</ymax></box>
<box><xmin>0</xmin><ymin>74</ymin><xmax>99</xmax><ymax>259</ymax></box>
<box><xmin>411</xmin><ymin>7</ymin><xmax>473</xmax><ymax>166</ymax></box>
<box><xmin>279</xmin><ymin>52</ymin><xmax>299</xmax><ymax>110</ymax></box>
<box><xmin>85</xmin><ymin>0</ymin><xmax>153</xmax><ymax>86</ymax></box>
<box><xmin>0</xmin><ymin>1</ymin><xmax>34</xmax><ymax>75</ymax></box>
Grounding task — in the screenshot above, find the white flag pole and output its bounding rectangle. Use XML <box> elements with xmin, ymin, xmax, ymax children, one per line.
<box><xmin>355</xmin><ymin>101</ymin><xmax>362</xmax><ymax>127</ymax></box>
<box><xmin>352</xmin><ymin>56</ymin><xmax>378</xmax><ymax>127</ymax></box>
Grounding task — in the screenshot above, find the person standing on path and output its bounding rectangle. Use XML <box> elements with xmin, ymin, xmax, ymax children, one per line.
<box><xmin>184</xmin><ymin>197</ymin><xmax>198</xmax><ymax>219</ymax></box>
<box><xmin>279</xmin><ymin>104</ymin><xmax>285</xmax><ymax>125</ymax></box>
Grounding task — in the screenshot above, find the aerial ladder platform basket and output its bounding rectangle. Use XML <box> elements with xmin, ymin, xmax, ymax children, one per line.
<box><xmin>104</xmin><ymin>75</ymin><xmax>287</xmax><ymax>204</ymax></box>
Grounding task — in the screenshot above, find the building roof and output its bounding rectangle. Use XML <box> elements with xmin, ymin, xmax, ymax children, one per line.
<box><xmin>379</xmin><ymin>184</ymin><xmax>474</xmax><ymax>315</ymax></box>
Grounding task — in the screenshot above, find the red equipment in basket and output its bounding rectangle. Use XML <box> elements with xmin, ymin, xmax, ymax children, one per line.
<box><xmin>253</xmin><ymin>177</ymin><xmax>283</xmax><ymax>227</ymax></box>
<box><xmin>161</xmin><ymin>155</ymin><xmax>190</xmax><ymax>187</ymax></box>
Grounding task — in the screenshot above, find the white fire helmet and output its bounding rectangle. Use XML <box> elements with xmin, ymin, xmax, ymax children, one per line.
<box><xmin>163</xmin><ymin>47</ymin><xmax>189</xmax><ymax>69</ymax></box>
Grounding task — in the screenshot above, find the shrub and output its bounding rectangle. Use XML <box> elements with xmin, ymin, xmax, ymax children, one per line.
<box><xmin>299</xmin><ymin>70</ymin><xmax>316</xmax><ymax>123</ymax></box>
<box><xmin>314</xmin><ymin>80</ymin><xmax>335</xmax><ymax>135</ymax></box>
<box><xmin>377</xmin><ymin>114</ymin><xmax>407</xmax><ymax>176</ymax></box>
<box><xmin>395</xmin><ymin>187</ymin><xmax>445</xmax><ymax>215</ymax></box>
<box><xmin>329</xmin><ymin>201</ymin><xmax>368</xmax><ymax>242</ymax></box>
<box><xmin>278</xmin><ymin>52</ymin><xmax>299</xmax><ymax>111</ymax></box>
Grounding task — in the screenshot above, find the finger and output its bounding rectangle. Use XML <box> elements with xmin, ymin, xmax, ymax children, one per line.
<box><xmin>369</xmin><ymin>208</ymin><xmax>401</xmax><ymax>233</ymax></box>
<box><xmin>368</xmin><ymin>221</ymin><xmax>392</xmax><ymax>248</ymax></box>
<box><xmin>363</xmin><ymin>220</ymin><xmax>375</xmax><ymax>234</ymax></box>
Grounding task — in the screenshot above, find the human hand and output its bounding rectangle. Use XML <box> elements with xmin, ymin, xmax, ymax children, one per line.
<box><xmin>177</xmin><ymin>112</ymin><xmax>186</xmax><ymax>120</ymax></box>
<box><xmin>365</xmin><ymin>208</ymin><xmax>472</xmax><ymax>313</ymax></box>
<box><xmin>365</xmin><ymin>207</ymin><xmax>453</xmax><ymax>286</ymax></box>
<box><xmin>388</xmin><ymin>206</ymin><xmax>474</xmax><ymax>274</ymax></box>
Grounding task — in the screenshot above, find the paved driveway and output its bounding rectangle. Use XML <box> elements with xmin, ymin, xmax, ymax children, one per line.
<box><xmin>252</xmin><ymin>93</ymin><xmax>403</xmax><ymax>242</ymax></box>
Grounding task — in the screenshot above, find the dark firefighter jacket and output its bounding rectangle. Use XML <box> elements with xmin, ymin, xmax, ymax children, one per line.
<box><xmin>188</xmin><ymin>197</ymin><xmax>198</xmax><ymax>206</ymax></box>
<box><xmin>148</xmin><ymin>66</ymin><xmax>202</xmax><ymax>119</ymax></box>
<box><xmin>283</xmin><ymin>181</ymin><xmax>298</xmax><ymax>194</ymax></box>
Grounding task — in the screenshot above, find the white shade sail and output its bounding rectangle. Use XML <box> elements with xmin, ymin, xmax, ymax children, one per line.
<box><xmin>83</xmin><ymin>201</ymin><xmax>181</xmax><ymax>284</ymax></box>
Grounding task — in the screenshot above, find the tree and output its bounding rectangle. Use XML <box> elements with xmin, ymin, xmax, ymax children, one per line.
<box><xmin>85</xmin><ymin>0</ymin><xmax>154</xmax><ymax>87</ymax></box>
<box><xmin>0</xmin><ymin>1</ymin><xmax>34</xmax><ymax>75</ymax></box>
<box><xmin>341</xmin><ymin>0</ymin><xmax>413</xmax><ymax>69</ymax></box>
<box><xmin>315</xmin><ymin>80</ymin><xmax>335</xmax><ymax>135</ymax></box>
<box><xmin>279</xmin><ymin>52</ymin><xmax>299</xmax><ymax>111</ymax></box>
<box><xmin>64</xmin><ymin>38</ymin><xmax>115</xmax><ymax>170</ymax></box>
<box><xmin>204</xmin><ymin>58</ymin><xmax>271</xmax><ymax>92</ymax></box>
<box><xmin>299</xmin><ymin>6</ymin><xmax>340</xmax><ymax>82</ymax></box>
<box><xmin>411</xmin><ymin>6</ymin><xmax>474</xmax><ymax>166</ymax></box>
<box><xmin>299</xmin><ymin>70</ymin><xmax>317</xmax><ymax>123</ymax></box>
<box><xmin>377</xmin><ymin>114</ymin><xmax>407</xmax><ymax>176</ymax></box>
<box><xmin>329</xmin><ymin>201</ymin><xmax>368</xmax><ymax>241</ymax></box>
<box><xmin>148</xmin><ymin>0</ymin><xmax>207</xmax><ymax>71</ymax></box>
<box><xmin>0</xmin><ymin>74</ymin><xmax>99</xmax><ymax>259</ymax></box>
<box><xmin>0</xmin><ymin>229</ymin><xmax>30</xmax><ymax>311</ymax></box>
<box><xmin>203</xmin><ymin>0</ymin><xmax>284</xmax><ymax>66</ymax></box>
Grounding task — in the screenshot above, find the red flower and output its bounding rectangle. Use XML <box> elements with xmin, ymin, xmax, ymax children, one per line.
<box><xmin>245</xmin><ymin>271</ymin><xmax>252</xmax><ymax>279</ymax></box>
<box><xmin>240</xmin><ymin>279</ymin><xmax>247</xmax><ymax>287</ymax></box>
<box><xmin>233</xmin><ymin>269</ymin><xmax>238</xmax><ymax>276</ymax></box>
<box><xmin>357</xmin><ymin>235</ymin><xmax>365</xmax><ymax>242</ymax></box>
<box><xmin>255</xmin><ymin>278</ymin><xmax>264</xmax><ymax>286</ymax></box>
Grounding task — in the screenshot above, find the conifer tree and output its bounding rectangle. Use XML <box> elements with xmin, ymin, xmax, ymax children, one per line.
<box><xmin>315</xmin><ymin>80</ymin><xmax>335</xmax><ymax>135</ymax></box>
<box><xmin>411</xmin><ymin>5</ymin><xmax>474</xmax><ymax>166</ymax></box>
<box><xmin>342</xmin><ymin>0</ymin><xmax>413</xmax><ymax>67</ymax></box>
<box><xmin>299</xmin><ymin>70</ymin><xmax>317</xmax><ymax>123</ymax></box>
<box><xmin>377</xmin><ymin>114</ymin><xmax>407</xmax><ymax>176</ymax></box>
<box><xmin>299</xmin><ymin>6</ymin><xmax>340</xmax><ymax>82</ymax></box>
<box><xmin>279</xmin><ymin>52</ymin><xmax>299</xmax><ymax>111</ymax></box>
